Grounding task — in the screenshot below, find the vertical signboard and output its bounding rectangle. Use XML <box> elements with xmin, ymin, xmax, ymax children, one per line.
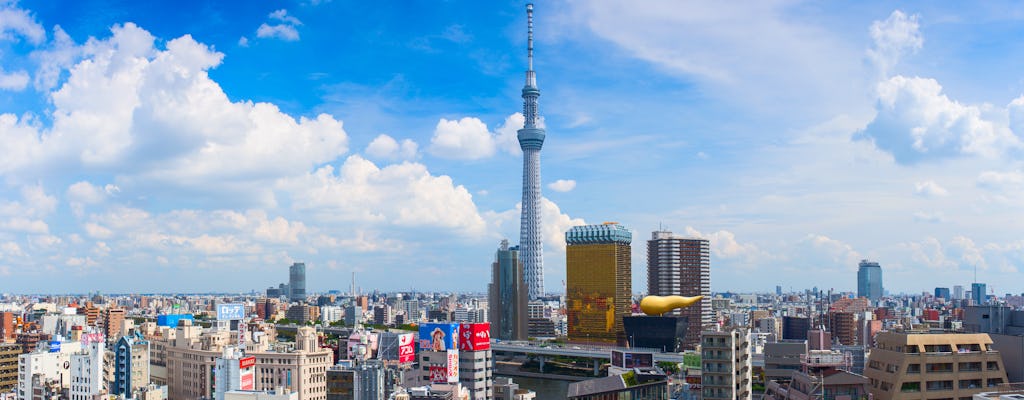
<box><xmin>446</xmin><ymin>350</ymin><xmax>459</xmax><ymax>383</ymax></box>
<box><xmin>398</xmin><ymin>333</ymin><xmax>415</xmax><ymax>363</ymax></box>
<box><xmin>239</xmin><ymin>356</ymin><xmax>256</xmax><ymax>390</ymax></box>
<box><xmin>429</xmin><ymin>365</ymin><xmax>447</xmax><ymax>384</ymax></box>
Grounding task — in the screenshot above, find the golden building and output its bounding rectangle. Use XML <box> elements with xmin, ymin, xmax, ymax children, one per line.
<box><xmin>865</xmin><ymin>332</ymin><xmax>1008</xmax><ymax>400</ymax></box>
<box><xmin>566</xmin><ymin>222</ymin><xmax>631</xmax><ymax>345</ymax></box>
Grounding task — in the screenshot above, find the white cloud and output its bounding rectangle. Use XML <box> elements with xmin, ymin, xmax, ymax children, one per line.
<box><xmin>0</xmin><ymin>3</ymin><xmax>45</xmax><ymax>44</ymax></box>
<box><xmin>684</xmin><ymin>226</ymin><xmax>770</xmax><ymax>268</ymax></box>
<box><xmin>914</xmin><ymin>180</ymin><xmax>949</xmax><ymax>197</ymax></box>
<box><xmin>284</xmin><ymin>155</ymin><xmax>487</xmax><ymax>234</ymax></box>
<box><xmin>238</xmin><ymin>36</ymin><xmax>249</xmax><ymax>47</ymax></box>
<box><xmin>429</xmin><ymin>117</ymin><xmax>495</xmax><ymax>160</ymax></box>
<box><xmin>31</xmin><ymin>26</ymin><xmax>79</xmax><ymax>91</ymax></box>
<box><xmin>257</xmin><ymin>9</ymin><xmax>301</xmax><ymax>41</ymax></box>
<box><xmin>978</xmin><ymin>170</ymin><xmax>1023</xmax><ymax>190</ymax></box>
<box><xmin>429</xmin><ymin>113</ymin><xmax>525</xmax><ymax>160</ymax></box>
<box><xmin>857</xmin><ymin>76</ymin><xmax>1022</xmax><ymax>163</ymax></box>
<box><xmin>547</xmin><ymin>179</ymin><xmax>576</xmax><ymax>192</ymax></box>
<box><xmin>867</xmin><ymin>10</ymin><xmax>922</xmax><ymax>76</ymax></box>
<box><xmin>365</xmin><ymin>134</ymin><xmax>418</xmax><ymax>161</ymax></box>
<box><xmin>541</xmin><ymin>198</ymin><xmax>585</xmax><ymax>252</ymax></box>
<box><xmin>913</xmin><ymin>211</ymin><xmax>945</xmax><ymax>223</ymax></box>
<box><xmin>0</xmin><ymin>69</ymin><xmax>28</xmax><ymax>90</ymax></box>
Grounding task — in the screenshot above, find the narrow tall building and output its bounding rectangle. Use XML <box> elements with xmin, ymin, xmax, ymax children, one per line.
<box><xmin>972</xmin><ymin>282</ymin><xmax>987</xmax><ymax>306</ymax></box>
<box><xmin>646</xmin><ymin>231</ymin><xmax>710</xmax><ymax>350</ymax></box>
<box><xmin>290</xmin><ymin>262</ymin><xmax>307</xmax><ymax>302</ymax></box>
<box><xmin>857</xmin><ymin>259</ymin><xmax>883</xmax><ymax>300</ymax></box>
<box><xmin>518</xmin><ymin>3</ymin><xmax>546</xmax><ymax>300</ymax></box>
<box><xmin>566</xmin><ymin>223</ymin><xmax>631</xmax><ymax>345</ymax></box>
<box><xmin>489</xmin><ymin>240</ymin><xmax>528</xmax><ymax>341</ymax></box>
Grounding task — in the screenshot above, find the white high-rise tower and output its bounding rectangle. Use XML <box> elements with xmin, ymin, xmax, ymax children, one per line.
<box><xmin>519</xmin><ymin>3</ymin><xmax>545</xmax><ymax>300</ymax></box>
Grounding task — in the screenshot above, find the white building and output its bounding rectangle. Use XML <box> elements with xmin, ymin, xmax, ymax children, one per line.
<box><xmin>69</xmin><ymin>341</ymin><xmax>105</xmax><ymax>400</ymax></box>
<box><xmin>320</xmin><ymin>306</ymin><xmax>342</xmax><ymax>325</ymax></box>
<box><xmin>17</xmin><ymin>341</ymin><xmax>83</xmax><ymax>400</ymax></box>
<box><xmin>701</xmin><ymin>327</ymin><xmax>752</xmax><ymax>400</ymax></box>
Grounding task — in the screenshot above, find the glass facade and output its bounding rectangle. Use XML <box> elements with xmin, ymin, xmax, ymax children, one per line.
<box><xmin>489</xmin><ymin>240</ymin><xmax>528</xmax><ymax>340</ymax></box>
<box><xmin>566</xmin><ymin>223</ymin><xmax>631</xmax><ymax>345</ymax></box>
<box><xmin>857</xmin><ymin>260</ymin><xmax>883</xmax><ymax>300</ymax></box>
<box><xmin>289</xmin><ymin>262</ymin><xmax>306</xmax><ymax>302</ymax></box>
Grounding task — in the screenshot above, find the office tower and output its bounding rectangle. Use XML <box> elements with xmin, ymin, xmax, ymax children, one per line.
<box><xmin>701</xmin><ymin>328</ymin><xmax>752</xmax><ymax>400</ymax></box>
<box><xmin>865</xmin><ymin>332</ymin><xmax>1007</xmax><ymax>399</ymax></box>
<box><xmin>113</xmin><ymin>333</ymin><xmax>151</xmax><ymax>396</ymax></box>
<box><xmin>646</xmin><ymin>231</ymin><xmax>711</xmax><ymax>350</ymax></box>
<box><xmin>954</xmin><ymin>285</ymin><xmax>964</xmax><ymax>300</ymax></box>
<box><xmin>856</xmin><ymin>260</ymin><xmax>883</xmax><ymax>300</ymax></box>
<box><xmin>327</xmin><ymin>360</ymin><xmax>386</xmax><ymax>400</ymax></box>
<box><xmin>518</xmin><ymin>3</ymin><xmax>546</xmax><ymax>300</ymax></box>
<box><xmin>776</xmin><ymin>285</ymin><xmax>782</xmax><ymax>296</ymax></box>
<box><xmin>104</xmin><ymin>308</ymin><xmax>126</xmax><ymax>341</ymax></box>
<box><xmin>290</xmin><ymin>262</ymin><xmax>307</xmax><ymax>302</ymax></box>
<box><xmin>489</xmin><ymin>240</ymin><xmax>529</xmax><ymax>341</ymax></box>
<box><xmin>934</xmin><ymin>287</ymin><xmax>951</xmax><ymax>300</ymax></box>
<box><xmin>566</xmin><ymin>223</ymin><xmax>632</xmax><ymax>345</ymax></box>
<box><xmin>972</xmin><ymin>282</ymin><xmax>987</xmax><ymax>305</ymax></box>
<box><xmin>782</xmin><ymin>316</ymin><xmax>810</xmax><ymax>341</ymax></box>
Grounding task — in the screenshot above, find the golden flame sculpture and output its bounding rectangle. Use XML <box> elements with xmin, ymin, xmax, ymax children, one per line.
<box><xmin>640</xmin><ymin>295</ymin><xmax>705</xmax><ymax>316</ymax></box>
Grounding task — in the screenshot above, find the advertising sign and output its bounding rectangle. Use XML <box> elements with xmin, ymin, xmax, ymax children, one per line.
<box><xmin>239</xmin><ymin>356</ymin><xmax>256</xmax><ymax>369</ymax></box>
<box><xmin>240</xmin><ymin>372</ymin><xmax>254</xmax><ymax>391</ymax></box>
<box><xmin>398</xmin><ymin>333</ymin><xmax>415</xmax><ymax>363</ymax></box>
<box><xmin>446</xmin><ymin>350</ymin><xmax>459</xmax><ymax>383</ymax></box>
<box><xmin>459</xmin><ymin>323</ymin><xmax>491</xmax><ymax>351</ymax></box>
<box><xmin>217</xmin><ymin>304</ymin><xmax>245</xmax><ymax>321</ymax></box>
<box><xmin>418</xmin><ymin>323</ymin><xmax>459</xmax><ymax>351</ymax></box>
<box><xmin>429</xmin><ymin>365</ymin><xmax>447</xmax><ymax>384</ymax></box>
<box><xmin>612</xmin><ymin>350</ymin><xmax>654</xmax><ymax>369</ymax></box>
<box><xmin>48</xmin><ymin>341</ymin><xmax>60</xmax><ymax>353</ymax></box>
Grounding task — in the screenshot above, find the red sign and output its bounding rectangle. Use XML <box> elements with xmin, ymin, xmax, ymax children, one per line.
<box><xmin>458</xmin><ymin>323</ymin><xmax>491</xmax><ymax>351</ymax></box>
<box><xmin>240</xmin><ymin>371</ymin><xmax>254</xmax><ymax>391</ymax></box>
<box><xmin>429</xmin><ymin>365</ymin><xmax>446</xmax><ymax>384</ymax></box>
<box><xmin>398</xmin><ymin>333</ymin><xmax>415</xmax><ymax>363</ymax></box>
<box><xmin>239</xmin><ymin>356</ymin><xmax>256</xmax><ymax>369</ymax></box>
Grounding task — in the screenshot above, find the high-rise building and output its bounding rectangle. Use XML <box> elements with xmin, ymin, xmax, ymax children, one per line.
<box><xmin>934</xmin><ymin>287</ymin><xmax>951</xmax><ymax>300</ymax></box>
<box><xmin>0</xmin><ymin>343</ymin><xmax>20</xmax><ymax>392</ymax></box>
<box><xmin>489</xmin><ymin>240</ymin><xmax>528</xmax><ymax>341</ymax></box>
<box><xmin>857</xmin><ymin>260</ymin><xmax>883</xmax><ymax>300</ymax></box>
<box><xmin>0</xmin><ymin>312</ymin><xmax>14</xmax><ymax>340</ymax></box>
<box><xmin>518</xmin><ymin>3</ymin><xmax>546</xmax><ymax>300</ymax></box>
<box><xmin>972</xmin><ymin>282</ymin><xmax>988</xmax><ymax>305</ymax></box>
<box><xmin>864</xmin><ymin>332</ymin><xmax>1007</xmax><ymax>399</ymax></box>
<box><xmin>566</xmin><ymin>223</ymin><xmax>631</xmax><ymax>345</ymax></box>
<box><xmin>290</xmin><ymin>262</ymin><xmax>307</xmax><ymax>302</ymax></box>
<box><xmin>113</xmin><ymin>333</ymin><xmax>151</xmax><ymax>396</ymax></box>
<box><xmin>701</xmin><ymin>328</ymin><xmax>752</xmax><ymax>400</ymax></box>
<box><xmin>953</xmin><ymin>285</ymin><xmax>964</xmax><ymax>300</ymax></box>
<box><xmin>646</xmin><ymin>231</ymin><xmax>711</xmax><ymax>350</ymax></box>
<box><xmin>104</xmin><ymin>308</ymin><xmax>126</xmax><ymax>341</ymax></box>
<box><xmin>69</xmin><ymin>341</ymin><xmax>105</xmax><ymax>400</ymax></box>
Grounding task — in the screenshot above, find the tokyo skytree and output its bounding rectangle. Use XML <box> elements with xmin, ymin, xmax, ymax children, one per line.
<box><xmin>518</xmin><ymin>3</ymin><xmax>545</xmax><ymax>300</ymax></box>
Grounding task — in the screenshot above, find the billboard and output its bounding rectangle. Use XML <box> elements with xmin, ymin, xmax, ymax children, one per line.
<box><xmin>446</xmin><ymin>350</ymin><xmax>459</xmax><ymax>383</ymax></box>
<box><xmin>398</xmin><ymin>333</ymin><xmax>415</xmax><ymax>363</ymax></box>
<box><xmin>217</xmin><ymin>304</ymin><xmax>245</xmax><ymax>321</ymax></box>
<box><xmin>239</xmin><ymin>357</ymin><xmax>255</xmax><ymax>391</ymax></box>
<box><xmin>157</xmin><ymin>314</ymin><xmax>194</xmax><ymax>327</ymax></box>
<box><xmin>81</xmin><ymin>333</ymin><xmax>105</xmax><ymax>346</ymax></box>
<box><xmin>459</xmin><ymin>323</ymin><xmax>491</xmax><ymax>351</ymax></box>
<box><xmin>418</xmin><ymin>323</ymin><xmax>459</xmax><ymax>351</ymax></box>
<box><xmin>611</xmin><ymin>350</ymin><xmax>654</xmax><ymax>369</ymax></box>
<box><xmin>239</xmin><ymin>356</ymin><xmax>256</xmax><ymax>369</ymax></box>
<box><xmin>429</xmin><ymin>365</ymin><xmax>447</xmax><ymax>384</ymax></box>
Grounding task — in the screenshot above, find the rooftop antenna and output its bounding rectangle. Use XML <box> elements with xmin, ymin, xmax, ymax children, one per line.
<box><xmin>527</xmin><ymin>3</ymin><xmax>534</xmax><ymax>73</ymax></box>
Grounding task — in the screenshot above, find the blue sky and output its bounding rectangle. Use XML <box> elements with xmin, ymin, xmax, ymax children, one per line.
<box><xmin>1</xmin><ymin>0</ymin><xmax>1023</xmax><ymax>295</ymax></box>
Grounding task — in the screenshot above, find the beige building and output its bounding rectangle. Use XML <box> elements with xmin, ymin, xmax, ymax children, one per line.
<box><xmin>865</xmin><ymin>332</ymin><xmax>1008</xmax><ymax>400</ymax></box>
<box><xmin>164</xmin><ymin>321</ymin><xmax>331</xmax><ymax>400</ymax></box>
<box><xmin>701</xmin><ymin>327</ymin><xmax>753</xmax><ymax>400</ymax></box>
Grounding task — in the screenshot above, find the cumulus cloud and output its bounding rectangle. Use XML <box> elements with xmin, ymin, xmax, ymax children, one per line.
<box><xmin>684</xmin><ymin>226</ymin><xmax>771</xmax><ymax>268</ymax></box>
<box><xmin>1</xmin><ymin>23</ymin><xmax>349</xmax><ymax>202</ymax></box>
<box><xmin>856</xmin><ymin>76</ymin><xmax>1022</xmax><ymax>163</ymax></box>
<box><xmin>428</xmin><ymin>113</ymin><xmax>525</xmax><ymax>160</ymax></box>
<box><xmin>0</xmin><ymin>69</ymin><xmax>28</xmax><ymax>90</ymax></box>
<box><xmin>547</xmin><ymin>179</ymin><xmax>576</xmax><ymax>192</ymax></box>
<box><xmin>365</xmin><ymin>134</ymin><xmax>418</xmax><ymax>161</ymax></box>
<box><xmin>283</xmin><ymin>155</ymin><xmax>487</xmax><ymax>234</ymax></box>
<box><xmin>867</xmin><ymin>10</ymin><xmax>922</xmax><ymax>76</ymax></box>
<box><xmin>257</xmin><ymin>9</ymin><xmax>301</xmax><ymax>41</ymax></box>
<box><xmin>914</xmin><ymin>180</ymin><xmax>949</xmax><ymax>197</ymax></box>
<box><xmin>977</xmin><ymin>170</ymin><xmax>1023</xmax><ymax>190</ymax></box>
<box><xmin>0</xmin><ymin>3</ymin><xmax>45</xmax><ymax>44</ymax></box>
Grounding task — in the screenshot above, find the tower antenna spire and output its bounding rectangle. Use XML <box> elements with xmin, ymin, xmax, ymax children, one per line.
<box><xmin>518</xmin><ymin>2</ymin><xmax>546</xmax><ymax>300</ymax></box>
<box><xmin>527</xmin><ymin>3</ymin><xmax>534</xmax><ymax>72</ymax></box>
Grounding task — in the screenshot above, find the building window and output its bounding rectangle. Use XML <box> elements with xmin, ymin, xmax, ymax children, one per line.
<box><xmin>907</xmin><ymin>364</ymin><xmax>920</xmax><ymax>373</ymax></box>
<box><xmin>986</xmin><ymin>361</ymin><xmax>1000</xmax><ymax>371</ymax></box>
<box><xmin>900</xmin><ymin>382</ymin><xmax>920</xmax><ymax>392</ymax></box>
<box><xmin>958</xmin><ymin>362</ymin><xmax>981</xmax><ymax>372</ymax></box>
<box><xmin>958</xmin><ymin>379</ymin><xmax>981</xmax><ymax>389</ymax></box>
<box><xmin>987</xmin><ymin>378</ymin><xmax>1004</xmax><ymax>387</ymax></box>
<box><xmin>926</xmin><ymin>363</ymin><xmax>953</xmax><ymax>373</ymax></box>
<box><xmin>926</xmin><ymin>381</ymin><xmax>954</xmax><ymax>391</ymax></box>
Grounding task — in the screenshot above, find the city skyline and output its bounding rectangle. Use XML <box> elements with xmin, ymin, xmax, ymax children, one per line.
<box><xmin>0</xmin><ymin>1</ymin><xmax>1022</xmax><ymax>294</ymax></box>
